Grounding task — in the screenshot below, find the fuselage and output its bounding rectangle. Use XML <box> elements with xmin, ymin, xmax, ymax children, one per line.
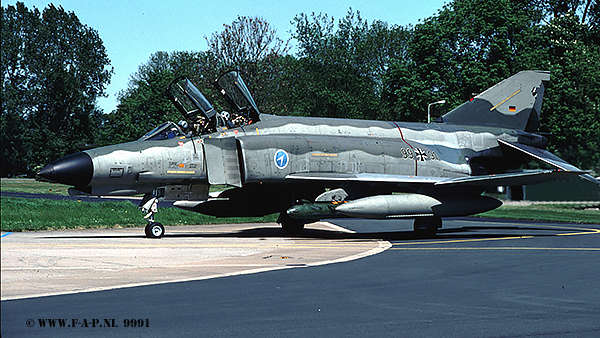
<box><xmin>70</xmin><ymin>114</ymin><xmax>543</xmax><ymax>197</ymax></box>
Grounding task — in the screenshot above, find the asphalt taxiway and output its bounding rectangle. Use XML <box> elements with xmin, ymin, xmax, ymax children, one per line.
<box><xmin>2</xmin><ymin>217</ymin><xmax>600</xmax><ymax>337</ymax></box>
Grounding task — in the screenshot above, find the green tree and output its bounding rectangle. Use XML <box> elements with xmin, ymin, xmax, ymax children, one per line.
<box><xmin>205</xmin><ymin>16</ymin><xmax>292</xmax><ymax>115</ymax></box>
<box><xmin>288</xmin><ymin>10</ymin><xmax>410</xmax><ymax>120</ymax></box>
<box><xmin>206</xmin><ymin>15</ymin><xmax>290</xmax><ymax>68</ymax></box>
<box><xmin>1</xmin><ymin>2</ymin><xmax>112</xmax><ymax>176</ymax></box>
<box><xmin>99</xmin><ymin>51</ymin><xmax>215</xmax><ymax>145</ymax></box>
<box><xmin>384</xmin><ymin>0</ymin><xmax>546</xmax><ymax>122</ymax></box>
<box><xmin>537</xmin><ymin>3</ymin><xmax>600</xmax><ymax>173</ymax></box>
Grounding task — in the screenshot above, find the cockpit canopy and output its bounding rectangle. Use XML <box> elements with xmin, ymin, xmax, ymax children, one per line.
<box><xmin>168</xmin><ymin>77</ymin><xmax>217</xmax><ymax>122</ymax></box>
<box><xmin>167</xmin><ymin>70</ymin><xmax>260</xmax><ymax>136</ymax></box>
<box><xmin>214</xmin><ymin>70</ymin><xmax>260</xmax><ymax>122</ymax></box>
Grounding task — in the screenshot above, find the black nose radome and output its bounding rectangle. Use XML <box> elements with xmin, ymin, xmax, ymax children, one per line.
<box><xmin>37</xmin><ymin>152</ymin><xmax>93</xmax><ymax>187</ymax></box>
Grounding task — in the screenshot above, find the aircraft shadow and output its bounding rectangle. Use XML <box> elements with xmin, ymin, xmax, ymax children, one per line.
<box><xmin>42</xmin><ymin>224</ymin><xmax>573</xmax><ymax>241</ymax></box>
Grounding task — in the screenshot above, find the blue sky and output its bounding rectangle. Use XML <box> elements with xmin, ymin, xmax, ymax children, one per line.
<box><xmin>7</xmin><ymin>0</ymin><xmax>448</xmax><ymax>113</ymax></box>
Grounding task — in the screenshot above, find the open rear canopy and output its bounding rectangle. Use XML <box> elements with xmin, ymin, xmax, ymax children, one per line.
<box><xmin>214</xmin><ymin>70</ymin><xmax>260</xmax><ymax>123</ymax></box>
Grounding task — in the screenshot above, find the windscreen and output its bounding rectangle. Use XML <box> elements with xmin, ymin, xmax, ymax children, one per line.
<box><xmin>139</xmin><ymin>122</ymin><xmax>185</xmax><ymax>141</ymax></box>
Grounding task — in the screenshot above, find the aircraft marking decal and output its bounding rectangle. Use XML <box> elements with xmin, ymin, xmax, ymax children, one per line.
<box><xmin>167</xmin><ymin>170</ymin><xmax>195</xmax><ymax>174</ymax></box>
<box><xmin>311</xmin><ymin>153</ymin><xmax>338</xmax><ymax>157</ymax></box>
<box><xmin>490</xmin><ymin>89</ymin><xmax>521</xmax><ymax>111</ymax></box>
<box><xmin>274</xmin><ymin>149</ymin><xmax>289</xmax><ymax>169</ymax></box>
<box><xmin>414</xmin><ymin>148</ymin><xmax>427</xmax><ymax>162</ymax></box>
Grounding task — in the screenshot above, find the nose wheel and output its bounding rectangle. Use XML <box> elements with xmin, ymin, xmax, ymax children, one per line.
<box><xmin>145</xmin><ymin>222</ymin><xmax>165</xmax><ymax>238</ymax></box>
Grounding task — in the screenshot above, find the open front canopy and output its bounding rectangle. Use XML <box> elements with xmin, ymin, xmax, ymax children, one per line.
<box><xmin>168</xmin><ymin>77</ymin><xmax>217</xmax><ymax>122</ymax></box>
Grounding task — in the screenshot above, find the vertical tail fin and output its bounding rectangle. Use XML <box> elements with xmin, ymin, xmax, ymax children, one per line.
<box><xmin>437</xmin><ymin>70</ymin><xmax>550</xmax><ymax>131</ymax></box>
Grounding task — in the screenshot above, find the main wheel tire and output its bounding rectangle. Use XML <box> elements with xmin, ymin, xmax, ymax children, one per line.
<box><xmin>278</xmin><ymin>212</ymin><xmax>305</xmax><ymax>236</ymax></box>
<box><xmin>145</xmin><ymin>222</ymin><xmax>165</xmax><ymax>238</ymax></box>
<box><xmin>413</xmin><ymin>217</ymin><xmax>441</xmax><ymax>238</ymax></box>
<box><xmin>281</xmin><ymin>221</ymin><xmax>305</xmax><ymax>236</ymax></box>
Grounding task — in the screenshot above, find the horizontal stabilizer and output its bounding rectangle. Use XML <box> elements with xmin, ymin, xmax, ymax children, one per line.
<box><xmin>498</xmin><ymin>140</ymin><xmax>600</xmax><ymax>185</ymax></box>
<box><xmin>579</xmin><ymin>174</ymin><xmax>600</xmax><ymax>185</ymax></box>
<box><xmin>498</xmin><ymin>139</ymin><xmax>582</xmax><ymax>172</ymax></box>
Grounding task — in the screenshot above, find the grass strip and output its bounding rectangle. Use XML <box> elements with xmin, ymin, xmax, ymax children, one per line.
<box><xmin>476</xmin><ymin>203</ymin><xmax>599</xmax><ymax>224</ymax></box>
<box><xmin>1</xmin><ymin>179</ymin><xmax>70</xmax><ymax>195</ymax></box>
<box><xmin>1</xmin><ymin>197</ymin><xmax>278</xmax><ymax>232</ymax></box>
<box><xmin>1</xmin><ymin>179</ymin><xmax>229</xmax><ymax>195</ymax></box>
<box><xmin>2</xmin><ymin>191</ymin><xmax>598</xmax><ymax>232</ymax></box>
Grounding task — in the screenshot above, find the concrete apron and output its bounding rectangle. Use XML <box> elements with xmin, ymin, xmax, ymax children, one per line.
<box><xmin>1</xmin><ymin>222</ymin><xmax>390</xmax><ymax>300</ymax></box>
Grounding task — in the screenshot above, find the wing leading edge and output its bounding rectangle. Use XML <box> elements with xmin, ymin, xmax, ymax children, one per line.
<box><xmin>286</xmin><ymin>170</ymin><xmax>586</xmax><ymax>188</ymax></box>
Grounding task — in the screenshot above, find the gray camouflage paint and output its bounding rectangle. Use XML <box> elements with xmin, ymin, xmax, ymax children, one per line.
<box><xmin>42</xmin><ymin>70</ymin><xmax>595</xmax><ymax>225</ymax></box>
<box><xmin>81</xmin><ymin>113</ymin><xmax>526</xmax><ymax>195</ymax></box>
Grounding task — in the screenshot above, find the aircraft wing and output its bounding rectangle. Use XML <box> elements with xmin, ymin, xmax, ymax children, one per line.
<box><xmin>434</xmin><ymin>169</ymin><xmax>586</xmax><ymax>187</ymax></box>
<box><xmin>286</xmin><ymin>169</ymin><xmax>586</xmax><ymax>188</ymax></box>
<box><xmin>285</xmin><ymin>172</ymin><xmax>442</xmax><ymax>184</ymax></box>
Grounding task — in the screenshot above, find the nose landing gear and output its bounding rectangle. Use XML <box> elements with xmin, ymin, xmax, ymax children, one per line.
<box><xmin>139</xmin><ymin>194</ymin><xmax>164</xmax><ymax>238</ymax></box>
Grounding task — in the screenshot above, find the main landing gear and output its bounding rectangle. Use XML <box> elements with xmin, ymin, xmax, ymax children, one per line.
<box><xmin>413</xmin><ymin>216</ymin><xmax>442</xmax><ymax>238</ymax></box>
<box><xmin>139</xmin><ymin>194</ymin><xmax>164</xmax><ymax>238</ymax></box>
<box><xmin>277</xmin><ymin>212</ymin><xmax>305</xmax><ymax>237</ymax></box>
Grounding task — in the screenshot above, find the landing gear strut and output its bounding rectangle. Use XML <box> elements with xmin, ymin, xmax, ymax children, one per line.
<box><xmin>139</xmin><ymin>194</ymin><xmax>164</xmax><ymax>238</ymax></box>
<box><xmin>414</xmin><ymin>216</ymin><xmax>442</xmax><ymax>238</ymax></box>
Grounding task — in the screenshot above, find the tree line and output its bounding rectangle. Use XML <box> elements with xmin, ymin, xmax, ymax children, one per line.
<box><xmin>2</xmin><ymin>0</ymin><xmax>599</xmax><ymax>177</ymax></box>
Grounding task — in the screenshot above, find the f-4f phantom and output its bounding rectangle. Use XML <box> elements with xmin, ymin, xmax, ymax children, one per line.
<box><xmin>38</xmin><ymin>70</ymin><xmax>598</xmax><ymax>238</ymax></box>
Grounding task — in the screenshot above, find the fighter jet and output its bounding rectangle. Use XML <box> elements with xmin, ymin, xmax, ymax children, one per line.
<box><xmin>38</xmin><ymin>70</ymin><xmax>598</xmax><ymax>238</ymax></box>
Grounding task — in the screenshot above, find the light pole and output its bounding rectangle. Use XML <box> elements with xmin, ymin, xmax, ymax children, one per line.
<box><xmin>427</xmin><ymin>100</ymin><xmax>446</xmax><ymax>123</ymax></box>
